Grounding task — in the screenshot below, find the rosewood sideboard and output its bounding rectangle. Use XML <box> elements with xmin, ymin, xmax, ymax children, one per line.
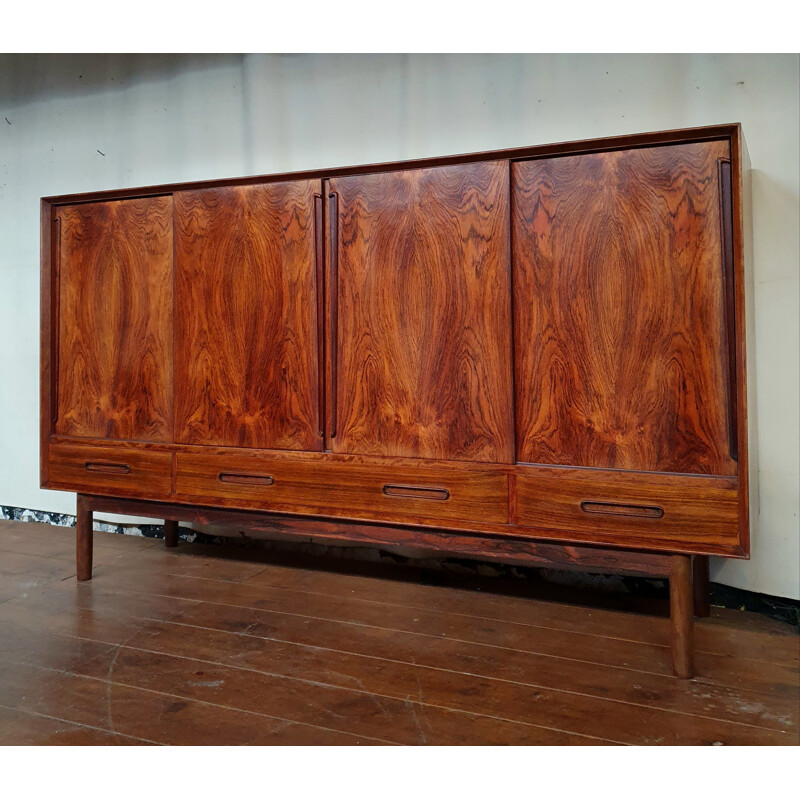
<box><xmin>40</xmin><ymin>124</ymin><xmax>756</xmax><ymax>678</ymax></box>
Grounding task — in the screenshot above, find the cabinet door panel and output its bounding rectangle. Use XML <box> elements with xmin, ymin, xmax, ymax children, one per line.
<box><xmin>513</xmin><ymin>141</ymin><xmax>736</xmax><ymax>475</ymax></box>
<box><xmin>329</xmin><ymin>162</ymin><xmax>513</xmax><ymax>463</ymax></box>
<box><xmin>55</xmin><ymin>197</ymin><xmax>173</xmax><ymax>441</ymax></box>
<box><xmin>175</xmin><ymin>181</ymin><xmax>321</xmax><ymax>451</ymax></box>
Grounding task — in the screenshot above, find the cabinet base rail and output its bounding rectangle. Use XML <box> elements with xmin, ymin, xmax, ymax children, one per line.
<box><xmin>74</xmin><ymin>493</ymin><xmax>708</xmax><ymax>679</ymax></box>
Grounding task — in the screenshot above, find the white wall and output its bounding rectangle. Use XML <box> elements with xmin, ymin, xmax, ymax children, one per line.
<box><xmin>1</xmin><ymin>54</ymin><xmax>797</xmax><ymax>599</ymax></box>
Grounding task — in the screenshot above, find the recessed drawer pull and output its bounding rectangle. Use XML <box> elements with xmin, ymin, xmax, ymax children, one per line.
<box><xmin>218</xmin><ymin>472</ymin><xmax>274</xmax><ymax>486</ymax></box>
<box><xmin>382</xmin><ymin>484</ymin><xmax>450</xmax><ymax>501</ymax></box>
<box><xmin>580</xmin><ymin>501</ymin><xmax>664</xmax><ymax>519</ymax></box>
<box><xmin>84</xmin><ymin>461</ymin><xmax>131</xmax><ymax>475</ymax></box>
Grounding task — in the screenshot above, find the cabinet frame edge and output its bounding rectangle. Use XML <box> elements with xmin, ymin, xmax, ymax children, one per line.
<box><xmin>731</xmin><ymin>124</ymin><xmax>756</xmax><ymax>558</ymax></box>
<box><xmin>39</xmin><ymin>199</ymin><xmax>55</xmax><ymax>488</ymax></box>
<box><xmin>41</xmin><ymin>123</ymin><xmax>744</xmax><ymax>206</ymax></box>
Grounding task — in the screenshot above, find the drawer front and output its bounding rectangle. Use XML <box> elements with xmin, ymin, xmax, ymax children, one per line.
<box><xmin>47</xmin><ymin>442</ymin><xmax>172</xmax><ymax>497</ymax></box>
<box><xmin>176</xmin><ymin>453</ymin><xmax>509</xmax><ymax>526</ymax></box>
<box><xmin>515</xmin><ymin>466</ymin><xmax>740</xmax><ymax>552</ymax></box>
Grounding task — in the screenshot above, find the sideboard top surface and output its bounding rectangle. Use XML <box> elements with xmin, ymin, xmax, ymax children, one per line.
<box><xmin>41</xmin><ymin>123</ymin><xmax>744</xmax><ymax>206</ymax></box>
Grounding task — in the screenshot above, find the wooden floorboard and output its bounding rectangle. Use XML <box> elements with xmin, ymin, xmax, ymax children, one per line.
<box><xmin>97</xmin><ymin>539</ymin><xmax>791</xmax><ymax>656</ymax></box>
<box><xmin>19</xmin><ymin>583</ymin><xmax>794</xmax><ymax>734</ymax></box>
<box><xmin>0</xmin><ymin>704</ymin><xmax>155</xmax><ymax>745</ymax></box>
<box><xmin>234</xmin><ymin>558</ymin><xmax>800</xmax><ymax>665</ymax></box>
<box><xmin>0</xmin><ymin>520</ymin><xmax>797</xmax><ymax>745</ymax></box>
<box><xmin>67</xmin><ymin>565</ymin><xmax>797</xmax><ymax>698</ymax></box>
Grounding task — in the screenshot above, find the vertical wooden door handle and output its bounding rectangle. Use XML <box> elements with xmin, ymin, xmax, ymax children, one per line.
<box><xmin>328</xmin><ymin>190</ymin><xmax>339</xmax><ymax>439</ymax></box>
<box><xmin>52</xmin><ymin>215</ymin><xmax>61</xmax><ymax>425</ymax></box>
<box><xmin>314</xmin><ymin>193</ymin><xmax>325</xmax><ymax>439</ymax></box>
<box><xmin>718</xmin><ymin>158</ymin><xmax>738</xmax><ymax>460</ymax></box>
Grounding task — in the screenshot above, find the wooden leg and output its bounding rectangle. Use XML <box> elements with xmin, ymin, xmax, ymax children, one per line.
<box><xmin>692</xmin><ymin>555</ymin><xmax>711</xmax><ymax>617</ymax></box>
<box><xmin>164</xmin><ymin>520</ymin><xmax>179</xmax><ymax>548</ymax></box>
<box><xmin>670</xmin><ymin>554</ymin><xmax>694</xmax><ymax>679</ymax></box>
<box><xmin>76</xmin><ymin>494</ymin><xmax>93</xmax><ymax>582</ymax></box>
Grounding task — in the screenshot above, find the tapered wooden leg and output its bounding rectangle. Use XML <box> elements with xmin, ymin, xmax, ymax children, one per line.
<box><xmin>670</xmin><ymin>554</ymin><xmax>694</xmax><ymax>678</ymax></box>
<box><xmin>164</xmin><ymin>520</ymin><xmax>179</xmax><ymax>548</ymax></box>
<box><xmin>692</xmin><ymin>555</ymin><xmax>711</xmax><ymax>618</ymax></box>
<box><xmin>76</xmin><ymin>494</ymin><xmax>93</xmax><ymax>582</ymax></box>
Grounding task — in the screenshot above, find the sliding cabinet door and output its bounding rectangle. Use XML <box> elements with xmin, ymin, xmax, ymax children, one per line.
<box><xmin>327</xmin><ymin>162</ymin><xmax>514</xmax><ymax>463</ymax></box>
<box><xmin>55</xmin><ymin>197</ymin><xmax>173</xmax><ymax>441</ymax></box>
<box><xmin>175</xmin><ymin>181</ymin><xmax>322</xmax><ymax>451</ymax></box>
<box><xmin>513</xmin><ymin>140</ymin><xmax>737</xmax><ymax>475</ymax></box>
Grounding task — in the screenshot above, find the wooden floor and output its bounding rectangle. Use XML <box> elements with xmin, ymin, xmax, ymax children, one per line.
<box><xmin>0</xmin><ymin>519</ymin><xmax>797</xmax><ymax>745</ymax></box>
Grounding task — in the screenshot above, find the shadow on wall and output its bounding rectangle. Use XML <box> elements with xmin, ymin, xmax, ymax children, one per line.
<box><xmin>0</xmin><ymin>53</ymin><xmax>246</xmax><ymax>103</ymax></box>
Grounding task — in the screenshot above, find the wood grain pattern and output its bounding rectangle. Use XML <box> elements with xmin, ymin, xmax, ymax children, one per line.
<box><xmin>41</xmin><ymin>436</ymin><xmax>746</xmax><ymax>555</ymax></box>
<box><xmin>718</xmin><ymin>158</ymin><xmax>738</xmax><ymax>459</ymax></box>
<box><xmin>670</xmin><ymin>555</ymin><xmax>695</xmax><ymax>677</ymax></box>
<box><xmin>41</xmin><ymin>126</ymin><xmax>753</xmax><ymax>563</ymax></box>
<box><xmin>514</xmin><ymin>465</ymin><xmax>740</xmax><ymax>551</ymax></box>
<box><xmin>512</xmin><ymin>141</ymin><xmax>736</xmax><ymax>475</ymax></box>
<box><xmin>693</xmin><ymin>555</ymin><xmax>711</xmax><ymax>617</ymax></box>
<box><xmin>76</xmin><ymin>494</ymin><xmax>92</xmax><ymax>582</ymax></box>
<box><xmin>174</xmin><ymin>181</ymin><xmax>321</xmax><ymax>451</ymax></box>
<box><xmin>328</xmin><ymin>162</ymin><xmax>514</xmax><ymax>463</ymax></box>
<box><xmin>40</xmin><ymin>200</ymin><xmax>54</xmax><ymax>486</ymax></box>
<box><xmin>80</xmin><ymin>493</ymin><xmax>673</xmax><ymax>578</ymax></box>
<box><xmin>47</xmin><ymin>442</ymin><xmax>172</xmax><ymax>498</ymax></box>
<box><xmin>54</xmin><ymin>197</ymin><xmax>173</xmax><ymax>441</ymax></box>
<box><xmin>732</xmin><ymin>125</ymin><xmax>755</xmax><ymax>556</ymax></box>
<box><xmin>174</xmin><ymin>451</ymin><xmax>509</xmax><ymax>526</ymax></box>
<box><xmin>3</xmin><ymin>519</ymin><xmax>797</xmax><ymax>745</ymax></box>
<box><xmin>65</xmin><ymin>495</ymin><xmax>692</xmax><ymax>674</ymax></box>
<box><xmin>42</xmin><ymin>124</ymin><xmax>743</xmax><ymax>207</ymax></box>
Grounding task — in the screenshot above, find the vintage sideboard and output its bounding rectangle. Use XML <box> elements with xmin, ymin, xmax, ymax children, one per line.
<box><xmin>40</xmin><ymin>124</ymin><xmax>755</xmax><ymax>678</ymax></box>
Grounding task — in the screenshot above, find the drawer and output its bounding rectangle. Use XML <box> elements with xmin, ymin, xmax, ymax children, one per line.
<box><xmin>175</xmin><ymin>452</ymin><xmax>509</xmax><ymax>526</ymax></box>
<box><xmin>46</xmin><ymin>442</ymin><xmax>172</xmax><ymax>497</ymax></box>
<box><xmin>515</xmin><ymin>466</ymin><xmax>741</xmax><ymax>552</ymax></box>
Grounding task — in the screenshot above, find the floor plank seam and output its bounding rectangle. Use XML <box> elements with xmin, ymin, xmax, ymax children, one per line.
<box><xmin>3</xmin><ymin>525</ymin><xmax>798</xmax><ymax>745</ymax></box>
<box><xmin>1</xmin><ymin>625</ymin><xmax>793</xmax><ymax>738</ymax></box>
<box><xmin>0</xmin><ymin>657</ymin><xmax>517</xmax><ymax>746</ymax></box>
<box><xmin>155</xmin><ymin>570</ymin><xmax>800</xmax><ymax>667</ymax></box>
<box><xmin>0</xmin><ymin>701</ymin><xmax>162</xmax><ymax>745</ymax></box>
<box><xmin>33</xmin><ymin>586</ymin><xmax>693</xmax><ymax>678</ymax></box>
<box><xmin>61</xmin><ymin>583</ymin><xmax>799</xmax><ymax>694</ymax></box>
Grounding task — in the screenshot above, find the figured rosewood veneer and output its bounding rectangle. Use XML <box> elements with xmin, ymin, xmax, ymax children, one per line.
<box><xmin>513</xmin><ymin>466</ymin><xmax>739</xmax><ymax>551</ymax></box>
<box><xmin>47</xmin><ymin>441</ymin><xmax>172</xmax><ymax>498</ymax></box>
<box><xmin>174</xmin><ymin>451</ymin><xmax>509</xmax><ymax>526</ymax></box>
<box><xmin>512</xmin><ymin>142</ymin><xmax>736</xmax><ymax>476</ymax></box>
<box><xmin>41</xmin><ymin>124</ymin><xmax>756</xmax><ymax>679</ymax></box>
<box><xmin>326</xmin><ymin>163</ymin><xmax>514</xmax><ymax>463</ymax></box>
<box><xmin>53</xmin><ymin>197</ymin><xmax>173</xmax><ymax>441</ymax></box>
<box><xmin>174</xmin><ymin>182</ymin><xmax>322</xmax><ymax>451</ymax></box>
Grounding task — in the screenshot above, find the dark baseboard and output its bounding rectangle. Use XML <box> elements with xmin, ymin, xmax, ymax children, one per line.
<box><xmin>0</xmin><ymin>504</ymin><xmax>224</xmax><ymax>546</ymax></box>
<box><xmin>706</xmin><ymin>582</ymin><xmax>800</xmax><ymax>629</ymax></box>
<box><xmin>2</xmin><ymin>503</ymin><xmax>798</xmax><ymax>629</ymax></box>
